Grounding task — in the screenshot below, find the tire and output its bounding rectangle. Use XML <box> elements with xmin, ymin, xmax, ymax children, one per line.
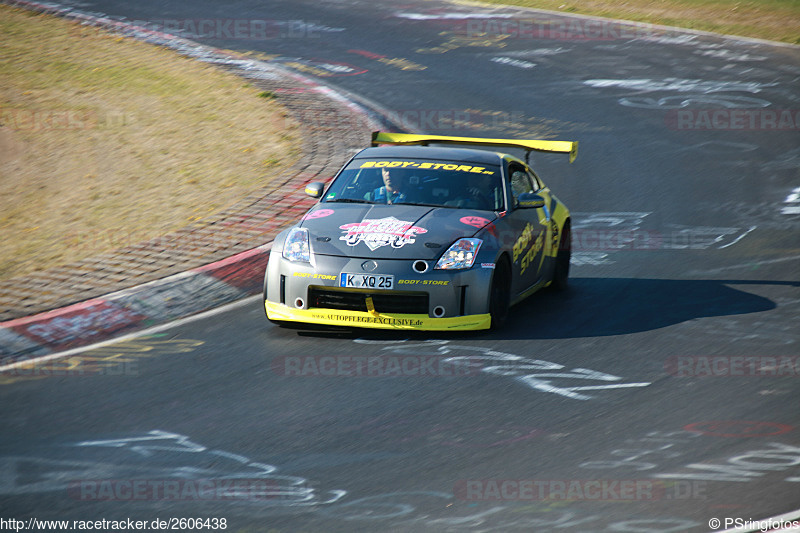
<box><xmin>551</xmin><ymin>220</ymin><xmax>571</xmax><ymax>291</ymax></box>
<box><xmin>489</xmin><ymin>257</ymin><xmax>511</xmax><ymax>330</ymax></box>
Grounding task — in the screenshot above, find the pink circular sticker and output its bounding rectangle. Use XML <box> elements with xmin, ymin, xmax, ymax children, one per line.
<box><xmin>303</xmin><ymin>209</ymin><xmax>334</xmax><ymax>221</ymax></box>
<box><xmin>460</xmin><ymin>216</ymin><xmax>491</xmax><ymax>228</ymax></box>
<box><xmin>684</xmin><ymin>421</ymin><xmax>794</xmax><ymax>438</ymax></box>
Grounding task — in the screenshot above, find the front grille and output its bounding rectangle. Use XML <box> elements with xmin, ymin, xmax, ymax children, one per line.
<box><xmin>308</xmin><ymin>287</ymin><xmax>429</xmax><ymax>314</ymax></box>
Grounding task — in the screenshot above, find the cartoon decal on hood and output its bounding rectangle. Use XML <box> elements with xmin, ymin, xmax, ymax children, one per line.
<box><xmin>339</xmin><ymin>216</ymin><xmax>428</xmax><ymax>251</ymax></box>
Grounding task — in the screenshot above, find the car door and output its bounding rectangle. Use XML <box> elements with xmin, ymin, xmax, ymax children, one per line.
<box><xmin>505</xmin><ymin>162</ymin><xmax>549</xmax><ymax>296</ymax></box>
<box><xmin>525</xmin><ymin>165</ymin><xmax>560</xmax><ymax>278</ymax></box>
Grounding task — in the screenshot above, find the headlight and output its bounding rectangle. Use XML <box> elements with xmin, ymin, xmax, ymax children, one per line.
<box><xmin>283</xmin><ymin>228</ymin><xmax>310</xmax><ymax>262</ymax></box>
<box><xmin>435</xmin><ymin>238</ymin><xmax>482</xmax><ymax>270</ymax></box>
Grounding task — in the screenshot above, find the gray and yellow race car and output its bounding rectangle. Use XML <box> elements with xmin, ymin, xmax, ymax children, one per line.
<box><xmin>263</xmin><ymin>131</ymin><xmax>577</xmax><ymax>330</ymax></box>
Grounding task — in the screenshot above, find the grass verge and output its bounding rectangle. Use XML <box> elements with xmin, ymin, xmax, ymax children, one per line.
<box><xmin>468</xmin><ymin>0</ymin><xmax>800</xmax><ymax>44</ymax></box>
<box><xmin>0</xmin><ymin>5</ymin><xmax>300</xmax><ymax>281</ymax></box>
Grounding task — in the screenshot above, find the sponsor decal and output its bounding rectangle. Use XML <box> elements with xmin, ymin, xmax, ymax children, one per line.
<box><xmin>302</xmin><ymin>208</ymin><xmax>334</xmax><ymax>221</ymax></box>
<box><xmin>513</xmin><ymin>223</ymin><xmax>545</xmax><ymax>274</ymax></box>
<box><xmin>310</xmin><ymin>311</ymin><xmax>424</xmax><ymax>326</ymax></box>
<box><xmin>521</xmin><ymin>234</ymin><xmax>544</xmax><ymax>274</ymax></box>
<box><xmin>292</xmin><ymin>272</ymin><xmax>336</xmax><ymax>280</ymax></box>
<box><xmin>360</xmin><ymin>161</ymin><xmax>496</xmax><ymax>175</ymax></box>
<box><xmin>460</xmin><ymin>216</ymin><xmax>491</xmax><ymax>228</ymax></box>
<box><xmin>481</xmin><ymin>263</ymin><xmax>496</xmax><ymax>269</ymax></box>
<box><xmin>339</xmin><ymin>216</ymin><xmax>427</xmax><ymax>251</ymax></box>
<box><xmin>398</xmin><ymin>279</ymin><xmax>450</xmax><ymax>285</ymax></box>
<box><xmin>513</xmin><ymin>223</ymin><xmax>535</xmax><ymax>262</ymax></box>
<box><xmin>550</xmin><ymin>219</ymin><xmax>560</xmax><ymax>250</ymax></box>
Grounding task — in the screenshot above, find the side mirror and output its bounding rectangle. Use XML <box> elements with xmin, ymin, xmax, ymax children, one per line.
<box><xmin>305</xmin><ymin>182</ymin><xmax>325</xmax><ymax>199</ymax></box>
<box><xmin>517</xmin><ymin>192</ymin><xmax>546</xmax><ymax>209</ymax></box>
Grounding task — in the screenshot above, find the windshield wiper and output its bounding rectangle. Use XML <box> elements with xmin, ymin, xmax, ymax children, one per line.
<box><xmin>325</xmin><ymin>198</ymin><xmax>374</xmax><ymax>204</ymax></box>
<box><xmin>397</xmin><ymin>202</ymin><xmax>446</xmax><ymax>208</ymax></box>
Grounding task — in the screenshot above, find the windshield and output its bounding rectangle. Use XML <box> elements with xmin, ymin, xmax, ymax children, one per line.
<box><xmin>322</xmin><ymin>158</ymin><xmax>504</xmax><ymax>211</ymax></box>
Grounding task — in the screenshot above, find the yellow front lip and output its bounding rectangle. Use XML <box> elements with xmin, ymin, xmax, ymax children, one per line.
<box><xmin>266</xmin><ymin>301</ymin><xmax>491</xmax><ymax>331</ymax></box>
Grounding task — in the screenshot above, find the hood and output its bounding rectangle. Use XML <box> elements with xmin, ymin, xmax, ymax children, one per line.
<box><xmin>299</xmin><ymin>204</ymin><xmax>496</xmax><ymax>260</ymax></box>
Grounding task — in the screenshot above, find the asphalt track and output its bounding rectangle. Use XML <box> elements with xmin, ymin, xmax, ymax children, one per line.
<box><xmin>2</xmin><ymin>1</ymin><xmax>799</xmax><ymax>531</ymax></box>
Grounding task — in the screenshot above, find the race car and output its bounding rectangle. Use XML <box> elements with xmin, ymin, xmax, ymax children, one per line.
<box><xmin>263</xmin><ymin>131</ymin><xmax>577</xmax><ymax>331</ymax></box>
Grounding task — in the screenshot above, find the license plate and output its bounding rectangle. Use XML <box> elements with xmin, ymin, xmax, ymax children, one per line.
<box><xmin>340</xmin><ymin>273</ymin><xmax>394</xmax><ymax>290</ymax></box>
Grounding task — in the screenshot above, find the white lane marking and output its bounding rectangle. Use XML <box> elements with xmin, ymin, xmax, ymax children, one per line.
<box><xmin>783</xmin><ymin>186</ymin><xmax>800</xmax><ymax>215</ymax></box>
<box><xmin>571</xmin><ymin>252</ymin><xmax>613</xmax><ymax>266</ymax></box>
<box><xmin>686</xmin><ymin>254</ymin><xmax>800</xmax><ymax>275</ymax></box>
<box><xmin>583</xmin><ymin>78</ymin><xmax>776</xmax><ymax>93</ymax></box>
<box><xmin>376</xmin><ymin>342</ymin><xmax>652</xmax><ymax>401</ymax></box>
<box><xmin>696</xmin><ymin>49</ymin><xmax>767</xmax><ymax>61</ymax></box>
<box><xmin>719</xmin><ymin>225</ymin><xmax>756</xmax><ymax>248</ymax></box>
<box><xmin>504</xmin><ymin>47</ymin><xmax>570</xmax><ymax>57</ymax></box>
<box><xmin>491</xmin><ymin>57</ymin><xmax>536</xmax><ymax>69</ymax></box>
<box><xmin>619</xmin><ymin>94</ymin><xmax>771</xmax><ymax>109</ymax></box>
<box><xmin>395</xmin><ymin>12</ymin><xmax>515</xmax><ymax>20</ymax></box>
<box><xmin>0</xmin><ymin>295</ymin><xmax>261</xmax><ymax>372</ymax></box>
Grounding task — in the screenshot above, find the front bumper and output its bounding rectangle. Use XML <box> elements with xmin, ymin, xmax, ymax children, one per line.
<box><xmin>265</xmin><ymin>301</ymin><xmax>490</xmax><ymax>330</ymax></box>
<box><xmin>264</xmin><ymin>251</ymin><xmax>496</xmax><ymax>331</ymax></box>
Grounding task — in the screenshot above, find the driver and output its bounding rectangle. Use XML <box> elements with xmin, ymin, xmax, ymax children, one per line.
<box><xmin>371</xmin><ymin>167</ymin><xmax>408</xmax><ymax>204</ymax></box>
<box><xmin>458</xmin><ymin>173</ymin><xmax>495</xmax><ymax>209</ymax></box>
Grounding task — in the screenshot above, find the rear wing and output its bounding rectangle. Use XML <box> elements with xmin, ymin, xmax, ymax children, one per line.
<box><xmin>371</xmin><ymin>131</ymin><xmax>578</xmax><ymax>163</ymax></box>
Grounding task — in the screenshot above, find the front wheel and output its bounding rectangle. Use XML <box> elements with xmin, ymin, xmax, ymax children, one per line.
<box><xmin>488</xmin><ymin>257</ymin><xmax>511</xmax><ymax>330</ymax></box>
<box><xmin>551</xmin><ymin>220</ymin><xmax>571</xmax><ymax>291</ymax></box>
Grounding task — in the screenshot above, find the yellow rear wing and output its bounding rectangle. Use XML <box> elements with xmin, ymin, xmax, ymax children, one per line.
<box><xmin>371</xmin><ymin>131</ymin><xmax>578</xmax><ymax>163</ymax></box>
